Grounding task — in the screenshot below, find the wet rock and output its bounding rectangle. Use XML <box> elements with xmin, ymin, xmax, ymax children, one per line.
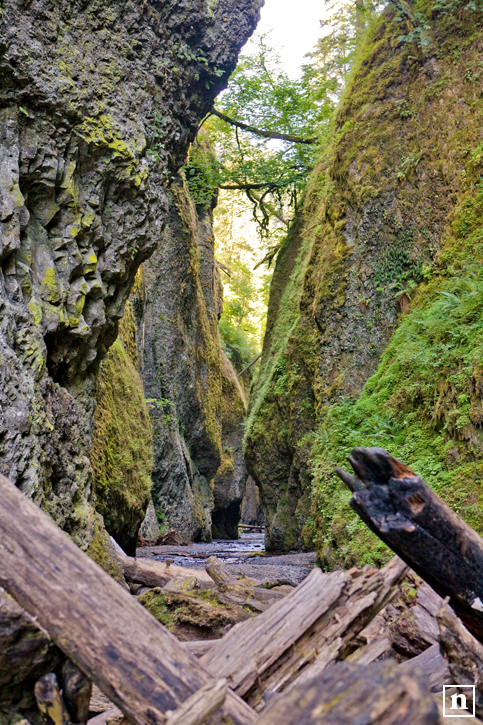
<box><xmin>241</xmin><ymin>476</ymin><xmax>265</xmax><ymax>526</ymax></box>
<box><xmin>136</xmin><ymin>180</ymin><xmax>248</xmax><ymax>542</ymax></box>
<box><xmin>0</xmin><ymin>0</ymin><xmax>261</xmax><ymax>551</ymax></box>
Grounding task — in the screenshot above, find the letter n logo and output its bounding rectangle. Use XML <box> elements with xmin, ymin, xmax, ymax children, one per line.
<box><xmin>443</xmin><ymin>686</ymin><xmax>476</xmax><ymax>717</ymax></box>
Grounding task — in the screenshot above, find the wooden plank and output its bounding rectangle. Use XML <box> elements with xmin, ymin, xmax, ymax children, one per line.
<box><xmin>201</xmin><ymin>568</ymin><xmax>351</xmax><ymax>695</ymax></box>
<box><xmin>335</xmin><ymin>446</ymin><xmax>483</xmax><ymax>641</ymax></box>
<box><xmin>0</xmin><ymin>473</ymin><xmax>255</xmax><ymax>725</ymax></box>
<box><xmin>254</xmin><ymin>660</ymin><xmax>439</xmax><ymax>725</ymax></box>
<box><xmin>165</xmin><ymin>680</ymin><xmax>228</xmax><ymax>725</ymax></box>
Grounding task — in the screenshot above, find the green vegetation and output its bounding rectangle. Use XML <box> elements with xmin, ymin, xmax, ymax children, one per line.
<box><xmin>244</xmin><ymin>0</ymin><xmax>483</xmax><ymax>560</ymax></box>
<box><xmin>90</xmin><ymin>301</ymin><xmax>153</xmax><ymax>553</ymax></box>
<box><xmin>309</xmin><ymin>168</ymin><xmax>483</xmax><ymax>568</ymax></box>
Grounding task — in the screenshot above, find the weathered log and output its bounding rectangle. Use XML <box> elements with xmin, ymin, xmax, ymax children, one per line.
<box><xmin>62</xmin><ymin>661</ymin><xmax>92</xmax><ymax>724</ymax></box>
<box><xmin>89</xmin><ymin>685</ymin><xmax>114</xmax><ymax>714</ymax></box>
<box><xmin>347</xmin><ymin>615</ymin><xmax>392</xmax><ymax>665</ymax></box>
<box><xmin>87</xmin><ymin>708</ymin><xmax>123</xmax><ymax>725</ymax></box>
<box><xmin>202</xmin><ymin>556</ymin><xmax>406</xmax><ymax>709</ymax></box>
<box><xmin>121</xmin><ymin>556</ymin><xmax>214</xmax><ymax>589</ymax></box>
<box><xmin>335</xmin><ymin>447</ymin><xmax>483</xmax><ymax>641</ymax></box>
<box><xmin>437</xmin><ymin>600</ymin><xmax>483</xmax><ymax>716</ymax></box>
<box><xmin>254</xmin><ymin>660</ymin><xmax>439</xmax><ymax>725</ymax></box>
<box><xmin>205</xmin><ymin>556</ymin><xmax>236</xmax><ymax>588</ymax></box>
<box><xmin>399</xmin><ymin>643</ymin><xmax>452</xmax><ymax>692</ymax></box>
<box><xmin>267</xmin><ymin>557</ymin><xmax>407</xmax><ymax>703</ymax></box>
<box><xmin>0</xmin><ymin>473</ymin><xmax>256</xmax><ymax>725</ymax></box>
<box><xmin>164</xmin><ymin>679</ymin><xmax>228</xmax><ymax>725</ymax></box>
<box><xmin>35</xmin><ymin>673</ymin><xmax>71</xmax><ymax>725</ymax></box>
<box><xmin>184</xmin><ymin>641</ymin><xmax>216</xmax><ymax>657</ymax></box>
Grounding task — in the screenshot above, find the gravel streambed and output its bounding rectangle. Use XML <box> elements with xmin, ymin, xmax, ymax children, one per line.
<box><xmin>136</xmin><ymin>531</ymin><xmax>317</xmax><ymax>585</ymax></box>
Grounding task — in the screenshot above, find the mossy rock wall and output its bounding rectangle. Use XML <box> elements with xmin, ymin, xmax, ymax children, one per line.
<box><xmin>134</xmin><ymin>180</ymin><xmax>247</xmax><ymax>542</ymax></box>
<box><xmin>212</xmin><ymin>350</ymin><xmax>248</xmax><ymax>539</ymax></box>
<box><xmin>245</xmin><ymin>0</ymin><xmax>483</xmax><ymax>563</ymax></box>
<box><xmin>90</xmin><ymin>301</ymin><xmax>152</xmax><ymax>555</ymax></box>
<box><xmin>0</xmin><ymin>0</ymin><xmax>260</xmax><ymax>551</ymax></box>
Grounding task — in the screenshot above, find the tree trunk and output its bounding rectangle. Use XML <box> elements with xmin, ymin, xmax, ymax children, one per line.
<box><xmin>335</xmin><ymin>447</ymin><xmax>483</xmax><ymax>641</ymax></box>
<box><xmin>0</xmin><ymin>473</ymin><xmax>255</xmax><ymax>725</ymax></box>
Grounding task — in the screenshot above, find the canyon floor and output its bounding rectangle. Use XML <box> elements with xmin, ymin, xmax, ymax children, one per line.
<box><xmin>136</xmin><ymin>531</ymin><xmax>317</xmax><ymax>585</ymax></box>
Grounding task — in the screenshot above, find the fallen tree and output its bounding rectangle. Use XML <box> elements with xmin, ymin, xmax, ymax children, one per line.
<box><xmin>0</xmin><ymin>473</ymin><xmax>255</xmax><ymax>725</ymax></box>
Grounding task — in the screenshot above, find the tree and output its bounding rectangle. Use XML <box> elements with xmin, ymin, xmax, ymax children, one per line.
<box><xmin>184</xmin><ymin>32</ymin><xmax>336</xmax><ymax>239</ymax></box>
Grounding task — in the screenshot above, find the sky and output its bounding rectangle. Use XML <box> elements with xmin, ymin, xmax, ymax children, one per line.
<box><xmin>246</xmin><ymin>0</ymin><xmax>330</xmax><ymax>78</ymax></box>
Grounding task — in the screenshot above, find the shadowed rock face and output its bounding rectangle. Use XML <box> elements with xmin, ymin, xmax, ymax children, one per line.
<box><xmin>212</xmin><ymin>350</ymin><xmax>248</xmax><ymax>540</ymax></box>
<box><xmin>0</xmin><ymin>0</ymin><xmax>261</xmax><ymax>548</ymax></box>
<box><xmin>135</xmin><ymin>182</ymin><xmax>248</xmax><ymax>542</ymax></box>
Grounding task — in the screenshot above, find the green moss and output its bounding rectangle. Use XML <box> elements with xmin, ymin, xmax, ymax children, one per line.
<box><xmin>74</xmin><ymin>114</ymin><xmax>147</xmax><ymax>186</ymax></box>
<box><xmin>138</xmin><ymin>590</ymin><xmax>176</xmax><ymax>630</ymax></box>
<box><xmin>90</xmin><ymin>301</ymin><xmax>153</xmax><ymax>552</ymax></box>
<box><xmin>309</xmin><ymin>180</ymin><xmax>483</xmax><ymax>568</ymax></box>
<box><xmin>246</xmin><ymin>1</ymin><xmax>483</xmax><ymax>557</ymax></box>
<box><xmin>40</xmin><ymin>267</ymin><xmax>61</xmax><ymax>303</ymax></box>
<box><xmin>28</xmin><ymin>296</ymin><xmax>43</xmax><ymax>325</ymax></box>
<box><xmin>87</xmin><ymin>513</ymin><xmax>126</xmax><ymax>585</ymax></box>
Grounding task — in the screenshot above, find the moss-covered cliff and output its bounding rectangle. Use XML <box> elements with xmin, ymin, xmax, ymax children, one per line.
<box><xmin>135</xmin><ymin>178</ymin><xmax>248</xmax><ymax>542</ymax></box>
<box><xmin>0</xmin><ymin>0</ymin><xmax>260</xmax><ymax>550</ymax></box>
<box><xmin>245</xmin><ymin>0</ymin><xmax>483</xmax><ymax>564</ymax></box>
<box><xmin>90</xmin><ymin>300</ymin><xmax>152</xmax><ymax>555</ymax></box>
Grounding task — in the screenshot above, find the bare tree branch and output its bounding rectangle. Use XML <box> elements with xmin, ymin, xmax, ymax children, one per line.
<box><xmin>211</xmin><ymin>109</ymin><xmax>318</xmax><ymax>145</ymax></box>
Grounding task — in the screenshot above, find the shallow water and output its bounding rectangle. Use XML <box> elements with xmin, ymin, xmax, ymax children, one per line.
<box><xmin>148</xmin><ymin>531</ymin><xmax>266</xmax><ymax>567</ymax></box>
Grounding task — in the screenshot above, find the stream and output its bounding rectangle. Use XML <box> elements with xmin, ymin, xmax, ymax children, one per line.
<box><xmin>137</xmin><ymin>531</ymin><xmax>317</xmax><ymax>584</ymax></box>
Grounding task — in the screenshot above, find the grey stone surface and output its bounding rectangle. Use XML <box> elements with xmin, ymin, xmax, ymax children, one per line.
<box><xmin>0</xmin><ymin>0</ymin><xmax>261</xmax><ymax>549</ymax></box>
<box><xmin>136</xmin><ymin>181</ymin><xmax>248</xmax><ymax>542</ymax></box>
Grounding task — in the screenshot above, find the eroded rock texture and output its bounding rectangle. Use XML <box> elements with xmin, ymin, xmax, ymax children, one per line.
<box><xmin>136</xmin><ymin>181</ymin><xmax>248</xmax><ymax>541</ymax></box>
<box><xmin>245</xmin><ymin>5</ymin><xmax>483</xmax><ymax>558</ymax></box>
<box><xmin>0</xmin><ymin>0</ymin><xmax>261</xmax><ymax>549</ymax></box>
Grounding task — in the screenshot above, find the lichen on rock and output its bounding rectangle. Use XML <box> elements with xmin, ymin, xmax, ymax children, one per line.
<box><xmin>135</xmin><ymin>175</ymin><xmax>248</xmax><ymax>542</ymax></box>
<box><xmin>245</xmin><ymin>1</ymin><xmax>483</xmax><ymax>564</ymax></box>
<box><xmin>0</xmin><ymin>0</ymin><xmax>261</xmax><ymax>555</ymax></box>
<box><xmin>90</xmin><ymin>300</ymin><xmax>152</xmax><ymax>555</ymax></box>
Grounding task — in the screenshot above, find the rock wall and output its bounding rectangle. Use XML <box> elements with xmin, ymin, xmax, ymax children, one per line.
<box><xmin>135</xmin><ymin>179</ymin><xmax>248</xmax><ymax>541</ymax></box>
<box><xmin>245</xmin><ymin>2</ymin><xmax>483</xmax><ymax>562</ymax></box>
<box><xmin>90</xmin><ymin>300</ymin><xmax>152</xmax><ymax>555</ymax></box>
<box><xmin>0</xmin><ymin>0</ymin><xmax>261</xmax><ymax>550</ymax></box>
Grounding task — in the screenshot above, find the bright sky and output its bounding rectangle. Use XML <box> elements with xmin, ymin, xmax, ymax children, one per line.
<box><xmin>247</xmin><ymin>0</ymin><xmax>330</xmax><ymax>78</ymax></box>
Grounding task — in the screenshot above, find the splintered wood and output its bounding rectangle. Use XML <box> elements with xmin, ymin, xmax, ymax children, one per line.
<box><xmin>0</xmin><ymin>473</ymin><xmax>255</xmax><ymax>725</ymax></box>
<box><xmin>5</xmin><ymin>456</ymin><xmax>483</xmax><ymax>725</ymax></box>
<box><xmin>335</xmin><ymin>446</ymin><xmax>483</xmax><ymax>641</ymax></box>
<box><xmin>254</xmin><ymin>660</ymin><xmax>440</xmax><ymax>725</ymax></box>
<box><xmin>201</xmin><ymin>556</ymin><xmax>407</xmax><ymax>709</ymax></box>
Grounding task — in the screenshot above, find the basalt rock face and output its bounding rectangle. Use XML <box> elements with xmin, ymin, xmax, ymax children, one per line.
<box><xmin>136</xmin><ymin>181</ymin><xmax>248</xmax><ymax>541</ymax></box>
<box><xmin>245</xmin><ymin>4</ymin><xmax>483</xmax><ymax>562</ymax></box>
<box><xmin>0</xmin><ymin>0</ymin><xmax>261</xmax><ymax>549</ymax></box>
<box><xmin>211</xmin><ymin>350</ymin><xmax>248</xmax><ymax>539</ymax></box>
<box><xmin>90</xmin><ymin>301</ymin><xmax>153</xmax><ymax>556</ymax></box>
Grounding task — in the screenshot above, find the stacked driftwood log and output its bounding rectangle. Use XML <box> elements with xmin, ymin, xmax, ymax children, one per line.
<box><xmin>2</xmin><ymin>449</ymin><xmax>483</xmax><ymax>724</ymax></box>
